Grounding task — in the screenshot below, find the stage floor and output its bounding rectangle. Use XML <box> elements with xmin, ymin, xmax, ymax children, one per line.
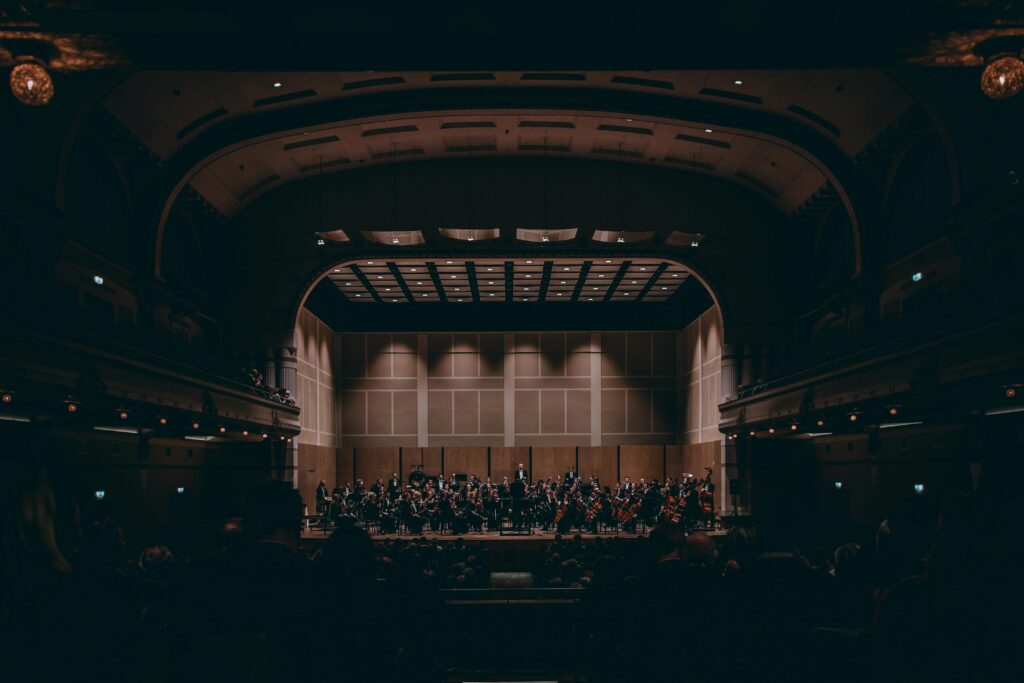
<box><xmin>301</xmin><ymin>527</ymin><xmax>726</xmax><ymax>542</ymax></box>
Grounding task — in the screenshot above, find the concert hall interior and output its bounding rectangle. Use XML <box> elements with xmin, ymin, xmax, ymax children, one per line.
<box><xmin>2</xmin><ymin>3</ymin><xmax>1024</xmax><ymax>682</ymax></box>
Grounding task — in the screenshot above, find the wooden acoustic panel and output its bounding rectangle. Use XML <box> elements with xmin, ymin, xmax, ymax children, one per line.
<box><xmin>490</xmin><ymin>446</ymin><xmax>530</xmax><ymax>483</ymax></box>
<box><xmin>444</xmin><ymin>446</ymin><xmax>488</xmax><ymax>479</ymax></box>
<box><xmin>578</xmin><ymin>445</ymin><xmax>617</xmax><ymax>489</ymax></box>
<box><xmin>620</xmin><ymin>444</ymin><xmax>664</xmax><ymax>484</ymax></box>
<box><xmin>532</xmin><ymin>446</ymin><xmax>575</xmax><ymax>484</ymax></box>
<box><xmin>354</xmin><ymin>447</ymin><xmax>400</xmax><ymax>488</ymax></box>
<box><xmin>336</xmin><ymin>447</ymin><xmax>355</xmax><ymax>487</ymax></box>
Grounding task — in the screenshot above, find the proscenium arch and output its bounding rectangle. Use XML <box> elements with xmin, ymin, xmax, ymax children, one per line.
<box><xmin>151</xmin><ymin>86</ymin><xmax>870</xmax><ymax>280</ymax></box>
<box><xmin>221</xmin><ymin>156</ymin><xmax>797</xmax><ymax>346</ymax></box>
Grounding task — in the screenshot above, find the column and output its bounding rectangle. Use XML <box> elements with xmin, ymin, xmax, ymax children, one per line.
<box><xmin>719</xmin><ymin>342</ymin><xmax>741</xmax><ymax>517</ymax></box>
<box><xmin>273</xmin><ymin>345</ymin><xmax>299</xmax><ymax>484</ymax></box>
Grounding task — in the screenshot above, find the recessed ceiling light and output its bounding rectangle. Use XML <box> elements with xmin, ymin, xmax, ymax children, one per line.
<box><xmin>672</xmin><ymin>274</ymin><xmax>678</xmax><ymax>277</ymax></box>
<box><xmin>422</xmin><ymin>293</ymin><xmax>428</xmax><ymax>297</ymax></box>
<box><xmin>446</xmin><ymin>261</ymin><xmax>453</xmax><ymax>264</ymax></box>
<box><xmin>454</xmin><ymin>288</ymin><xmax>460</xmax><ymax>291</ymax></box>
<box><xmin>605</xmin><ymin>260</ymin><xmax>612</xmax><ymax>263</ymax></box>
<box><xmin>661</xmin><ymin>286</ymin><xmax>667</xmax><ymax>290</ymax></box>
<box><xmin>385</xmin><ymin>288</ymin><xmax>391</xmax><ymax>291</ymax></box>
<box><xmin>523</xmin><ymin>298</ymin><xmax>528</xmax><ymax>301</ymax></box>
<box><xmin>588</xmin><ymin>298</ymin><xmax>593</xmax><ymax>301</ymax></box>
<box><xmin>640</xmin><ymin>267</ymin><xmax>647</xmax><ymax>271</ymax></box>
<box><xmin>598</xmin><ymin>274</ymin><xmax>604</xmax><ymax>278</ymax></box>
<box><xmin>367</xmin><ymin>261</ymin><xmax>374</xmax><ymax>264</ymax></box>
<box><xmin>391</xmin><ymin>237</ymin><xmax>400</xmax><ymax>244</ymax></box>
<box><xmin>393</xmin><ymin>299</ymin><xmax>398</xmax><ymax>302</ymax></box>
<box><xmin>563</xmin><ymin>267</ymin><xmax>570</xmax><ymax>271</ymax></box>
<box><xmin>592</xmin><ymin>287</ymin><xmax>598</xmax><ymax>290</ymax></box>
<box><xmin>457</xmin><ymin>298</ymin><xmax>463</xmax><ymax>302</ymax></box>
<box><xmin>467</xmin><ymin>236</ymin><xmax>474</xmax><ymax>241</ymax></box>
<box><xmin>450</xmin><ymin>275</ymin><xmax>456</xmax><ymax>278</ymax></box>
<box><xmin>273</xmin><ymin>81</ymin><xmax>282</xmax><ymax>88</ymax></box>
<box><xmin>557</xmin><ymin>293</ymin><xmax>563</xmax><ymax>296</ymax></box>
<box><xmin>523</xmin><ymin>287</ymin><xmax>529</xmax><ymax>290</ymax></box>
<box><xmin>410</xmin><ymin>268</ymin><xmax>417</xmax><ymax>271</ymax></box>
<box><xmin>377</xmin><ymin>275</ymin><xmax>383</xmax><ymax>279</ymax></box>
<box><xmin>333</xmin><ymin>269</ymin><xmax>340</xmax><ymax>273</ymax></box>
<box><xmin>625</xmin><ymin>118</ymin><xmax>633</xmax><ymax>122</ymax></box>
<box><xmin>489</xmin><ymin>293</ymin><xmax>495</xmax><ymax>296</ymax></box>
<box><xmin>560</xmin><ymin>281</ymin><xmax>566</xmax><ymax>284</ymax></box>
<box><xmin>346</xmin><ymin>282</ymin><xmax>351</xmax><ymax>286</ymax></box>
<box><xmin>623</xmin><ymin>292</ymin><xmax>629</xmax><ymax>296</ymax></box>
<box><xmin>416</xmin><ymin>281</ymin><xmax>423</xmax><ymax>285</ymax></box>
<box><xmin>488</xmin><ymin>281</ymin><xmax>494</xmax><ymax>285</ymax></box>
<box><xmin>734</xmin><ymin>79</ymin><xmax>743</xmax><ymax>85</ymax></box>
<box><xmin>631</xmin><ymin>280</ymin><xmax>637</xmax><ymax>284</ymax></box>
<box><xmin>525</xmin><ymin>274</ymin><xmax>531</xmax><ymax>278</ymax></box>
<box><xmin>704</xmin><ymin>128</ymin><xmax>713</xmax><ymax>133</ymax></box>
<box><xmin>355</xmin><ymin>294</ymin><xmax>361</xmax><ymax>297</ymax></box>
<box><xmin>486</xmin><ymin>267</ymin><xmax>493</xmax><ymax>271</ymax></box>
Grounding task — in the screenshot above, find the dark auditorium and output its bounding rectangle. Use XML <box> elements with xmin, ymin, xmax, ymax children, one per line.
<box><xmin>2</xmin><ymin>3</ymin><xmax>1023</xmax><ymax>682</ymax></box>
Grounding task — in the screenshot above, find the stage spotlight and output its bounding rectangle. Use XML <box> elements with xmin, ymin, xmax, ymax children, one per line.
<box><xmin>242</xmin><ymin>430</ymin><xmax>249</xmax><ymax>436</ymax></box>
<box><xmin>191</xmin><ymin>421</ymin><xmax>200</xmax><ymax>430</ymax></box>
<box><xmin>118</xmin><ymin>409</ymin><xmax>129</xmax><ymax>420</ymax></box>
<box><xmin>790</xmin><ymin>423</ymin><xmax>798</xmax><ymax>431</ymax></box>
<box><xmin>888</xmin><ymin>406</ymin><xmax>899</xmax><ymax>416</ymax></box>
<box><xmin>65</xmin><ymin>396</ymin><xmax>79</xmax><ymax>413</ymax></box>
<box><xmin>1</xmin><ymin>390</ymin><xmax>12</xmax><ymax>404</ymax></box>
<box><xmin>279</xmin><ymin>435</ymin><xmax>286</xmax><ymax>441</ymax></box>
<box><xmin>218</xmin><ymin>425</ymin><xmax>227</xmax><ymax>434</ymax></box>
<box><xmin>158</xmin><ymin>416</ymin><xmax>168</xmax><ymax>426</ymax></box>
<box><xmin>816</xmin><ymin>419</ymin><xmax>825</xmax><ymax>427</ymax></box>
<box><xmin>261</xmin><ymin>432</ymin><xmax>269</xmax><ymax>439</ymax></box>
<box><xmin>1007</xmin><ymin>387</ymin><xmax>1018</xmax><ymax>399</ymax></box>
<box><xmin>768</xmin><ymin>426</ymin><xmax>776</xmax><ymax>435</ymax></box>
<box><xmin>849</xmin><ymin>412</ymin><xmax>859</xmax><ymax>423</ymax></box>
<box><xmin>748</xmin><ymin>430</ymin><xmax>755</xmax><ymax>437</ymax></box>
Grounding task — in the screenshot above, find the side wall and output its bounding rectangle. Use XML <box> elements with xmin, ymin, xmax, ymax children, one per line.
<box><xmin>294</xmin><ymin>308</ymin><xmax>339</xmax><ymax>509</ymax></box>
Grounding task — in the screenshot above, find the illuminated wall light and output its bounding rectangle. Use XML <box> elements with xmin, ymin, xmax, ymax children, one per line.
<box><xmin>981</xmin><ymin>55</ymin><xmax>1024</xmax><ymax>100</ymax></box>
<box><xmin>118</xmin><ymin>409</ymin><xmax>129</xmax><ymax>420</ymax></box>
<box><xmin>65</xmin><ymin>396</ymin><xmax>79</xmax><ymax>413</ymax></box>
<box><xmin>748</xmin><ymin>431</ymin><xmax>756</xmax><ymax>437</ymax></box>
<box><xmin>849</xmin><ymin>413</ymin><xmax>859</xmax><ymax>423</ymax></box>
<box><xmin>888</xmin><ymin>406</ymin><xmax>899</xmax><ymax>416</ymax></box>
<box><xmin>279</xmin><ymin>435</ymin><xmax>286</xmax><ymax>441</ymax></box>
<box><xmin>261</xmin><ymin>432</ymin><xmax>269</xmax><ymax>439</ymax></box>
<box><xmin>816</xmin><ymin>419</ymin><xmax>825</xmax><ymax>427</ymax></box>
<box><xmin>768</xmin><ymin>426</ymin><xmax>776</xmax><ymax>435</ymax></box>
<box><xmin>242</xmin><ymin>430</ymin><xmax>249</xmax><ymax>437</ymax></box>
<box><xmin>218</xmin><ymin>425</ymin><xmax>227</xmax><ymax>434</ymax></box>
<box><xmin>1</xmin><ymin>391</ymin><xmax>12</xmax><ymax>404</ymax></box>
<box><xmin>159</xmin><ymin>416</ymin><xmax>168</xmax><ymax>426</ymax></box>
<box><xmin>790</xmin><ymin>423</ymin><xmax>798</xmax><ymax>431</ymax></box>
<box><xmin>1007</xmin><ymin>387</ymin><xmax>1018</xmax><ymax>399</ymax></box>
<box><xmin>9</xmin><ymin>63</ymin><xmax>55</xmax><ymax>106</ymax></box>
<box><xmin>192</xmin><ymin>421</ymin><xmax>200</xmax><ymax>430</ymax></box>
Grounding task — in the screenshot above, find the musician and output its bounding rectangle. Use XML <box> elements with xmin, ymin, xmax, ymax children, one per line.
<box><xmin>510</xmin><ymin>474</ymin><xmax>527</xmax><ymax>529</ymax></box>
<box><xmin>565</xmin><ymin>466</ymin><xmax>577</xmax><ymax>485</ymax></box>
<box><xmin>315</xmin><ymin>480</ymin><xmax>331</xmax><ymax>513</ymax></box>
<box><xmin>387</xmin><ymin>472</ymin><xmax>401</xmax><ymax>495</ymax></box>
<box><xmin>370</xmin><ymin>478</ymin><xmax>384</xmax><ymax>496</ymax></box>
<box><xmin>408</xmin><ymin>465</ymin><xmax>426</xmax><ymax>489</ymax></box>
<box><xmin>514</xmin><ymin>463</ymin><xmax>529</xmax><ymax>482</ymax></box>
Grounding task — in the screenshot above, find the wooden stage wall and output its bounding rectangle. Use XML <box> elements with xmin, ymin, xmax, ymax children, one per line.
<box><xmin>326</xmin><ymin>442</ymin><xmax>721</xmax><ymax>489</ymax></box>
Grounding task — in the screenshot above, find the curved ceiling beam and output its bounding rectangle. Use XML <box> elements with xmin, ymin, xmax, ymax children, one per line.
<box><xmin>149</xmin><ymin>86</ymin><xmax>869</xmax><ymax>279</ymax></box>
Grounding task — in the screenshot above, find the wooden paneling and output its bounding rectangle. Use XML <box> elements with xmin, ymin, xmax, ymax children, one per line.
<box><xmin>336</xmin><ymin>447</ymin><xmax>355</xmax><ymax>486</ymax></box>
<box><xmin>666</xmin><ymin>442</ymin><xmax>719</xmax><ymax>481</ymax></box>
<box><xmin>578</xmin><ymin>446</ymin><xmax>617</xmax><ymax>488</ymax></box>
<box><xmin>491</xmin><ymin>446</ymin><xmax>530</xmax><ymax>482</ymax></box>
<box><xmin>354</xmin><ymin>447</ymin><xmax>400</xmax><ymax>488</ymax></box>
<box><xmin>620</xmin><ymin>444</ymin><xmax>664</xmax><ymax>483</ymax></box>
<box><xmin>532</xmin><ymin>446</ymin><xmax>574</xmax><ymax>483</ymax></box>
<box><xmin>296</xmin><ymin>443</ymin><xmax>337</xmax><ymax>512</ymax></box>
<box><xmin>443</xmin><ymin>446</ymin><xmax>488</xmax><ymax>479</ymax></box>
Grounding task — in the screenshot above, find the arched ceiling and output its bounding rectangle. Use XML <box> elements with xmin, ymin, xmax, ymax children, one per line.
<box><xmin>101</xmin><ymin>69</ymin><xmax>914</xmax><ymax>218</ymax></box>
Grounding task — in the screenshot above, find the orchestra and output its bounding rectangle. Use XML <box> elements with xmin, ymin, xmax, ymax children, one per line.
<box><xmin>317</xmin><ymin>467</ymin><xmax>716</xmax><ymax>535</ymax></box>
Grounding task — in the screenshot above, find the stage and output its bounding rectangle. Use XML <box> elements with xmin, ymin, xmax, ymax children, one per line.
<box><xmin>301</xmin><ymin>526</ymin><xmax>726</xmax><ymax>570</ymax></box>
